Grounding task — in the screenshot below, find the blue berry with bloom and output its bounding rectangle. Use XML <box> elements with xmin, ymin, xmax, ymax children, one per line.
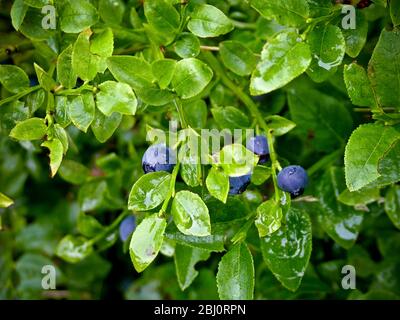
<box><xmin>142</xmin><ymin>143</ymin><xmax>176</xmax><ymax>173</ymax></box>
<box><xmin>119</xmin><ymin>216</ymin><xmax>136</xmax><ymax>241</ymax></box>
<box><xmin>277</xmin><ymin>165</ymin><xmax>308</xmax><ymax>198</ymax></box>
<box><xmin>229</xmin><ymin>174</ymin><xmax>252</xmax><ymax>195</ymax></box>
<box><xmin>246</xmin><ymin>135</ymin><xmax>269</xmax><ymax>163</ymax></box>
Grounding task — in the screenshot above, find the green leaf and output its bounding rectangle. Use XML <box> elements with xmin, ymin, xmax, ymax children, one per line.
<box><xmin>391</xmin><ymin>0</ymin><xmax>400</xmax><ymax>26</ymax></box>
<box><xmin>338</xmin><ymin>187</ymin><xmax>380</xmax><ymax>206</ymax></box>
<box><xmin>9</xmin><ymin>118</ymin><xmax>47</xmax><ymax>141</ymax></box>
<box><xmin>72</xmin><ymin>30</ymin><xmax>102</xmax><ymax>82</ymax></box>
<box><xmin>99</xmin><ymin>0</ymin><xmax>125</xmax><ymax>25</ymax></box>
<box><xmin>219</xmin><ymin>40</ymin><xmax>257</xmax><ymax>76</ymax></box>
<box><xmin>306</xmin><ymin>25</ymin><xmax>345</xmax><ymax>83</ymax></box>
<box><xmin>135</xmin><ymin>86</ymin><xmax>175</xmax><ymax>106</ymax></box>
<box><xmin>216</xmin><ymin>242</ymin><xmax>254</xmax><ymax>300</ymax></box>
<box><xmin>91</xmin><ymin>109</ymin><xmax>122</xmax><ymax>143</ymax></box>
<box><xmin>343</xmin><ymin>63</ymin><xmax>375</xmax><ymax>107</ymax></box>
<box><xmin>60</xmin><ymin>0</ymin><xmax>99</xmax><ymax>33</ymax></box>
<box><xmin>174</xmin><ymin>32</ymin><xmax>200</xmax><ymax>58</ymax></box>
<box><xmin>255</xmin><ymin>199</ymin><xmax>283</xmax><ymax>237</ymax></box>
<box><xmin>385</xmin><ymin>185</ymin><xmax>400</xmax><ymax>229</ymax></box>
<box><xmin>79</xmin><ymin>180</ymin><xmax>108</xmax><ymax>211</ymax></box>
<box><xmin>368</xmin><ymin>29</ymin><xmax>400</xmax><ymax>109</ymax></box>
<box><xmin>96</xmin><ymin>81</ymin><xmax>137</xmax><ymax>116</ymax></box>
<box><xmin>11</xmin><ymin>0</ymin><xmax>28</xmax><ymax>31</ymax></box>
<box><xmin>216</xmin><ymin>144</ymin><xmax>259</xmax><ymax>177</ymax></box>
<box><xmin>206</xmin><ymin>167</ymin><xmax>229</xmax><ymax>203</ymax></box>
<box><xmin>144</xmin><ymin>0</ymin><xmax>180</xmax><ymax>42</ymax></box>
<box><xmin>344</xmin><ymin>123</ymin><xmax>400</xmax><ymax>191</ymax></box>
<box><xmin>251</xmin><ymin>165</ymin><xmax>271</xmax><ymax>185</ymax></box>
<box><xmin>342</xmin><ymin>11</ymin><xmax>368</xmax><ymax>58</ymax></box>
<box><xmin>172</xmin><ymin>190</ymin><xmax>211</xmax><ymax>237</ymax></box>
<box><xmin>128</xmin><ymin>172</ymin><xmax>171</xmax><ymax>211</ymax></box>
<box><xmin>288</xmin><ymin>87</ymin><xmax>352</xmax><ymax>152</ymax></box>
<box><xmin>56</xmin><ymin>235</ymin><xmax>93</xmax><ymax>263</ymax></box>
<box><xmin>307</xmin><ymin>0</ymin><xmax>333</xmax><ymax>17</ymax></box>
<box><xmin>19</xmin><ymin>7</ymin><xmax>54</xmax><ymax>40</ymax></box>
<box><xmin>129</xmin><ymin>213</ymin><xmax>166</xmax><ymax>272</ymax></box>
<box><xmin>174</xmin><ymin>244</ymin><xmax>210</xmax><ymax>291</ymax></box>
<box><xmin>165</xmin><ymin>225</ymin><xmax>225</xmax><ymax>252</ymax></box>
<box><xmin>58</xmin><ymin>160</ymin><xmax>90</xmax><ymax>185</ymax></box>
<box><xmin>77</xmin><ymin>213</ymin><xmax>104</xmax><ymax>238</ymax></box>
<box><xmin>0</xmin><ymin>192</ymin><xmax>13</xmax><ymax>208</ymax></box>
<box><xmin>24</xmin><ymin>0</ymin><xmax>50</xmax><ymax>8</ymax></box>
<box><xmin>151</xmin><ymin>59</ymin><xmax>177</xmax><ymax>90</ymax></box>
<box><xmin>67</xmin><ymin>94</ymin><xmax>95</xmax><ymax>132</ymax></box>
<box><xmin>265</xmin><ymin>115</ymin><xmax>296</xmax><ymax>136</ymax></box>
<box><xmin>53</xmin><ymin>124</ymin><xmax>69</xmax><ymax>155</ymax></box>
<box><xmin>182</xmin><ymin>99</ymin><xmax>207</xmax><ymax>129</ymax></box>
<box><xmin>260</xmin><ymin>206</ymin><xmax>312</xmax><ymax>291</ymax></box>
<box><xmin>251</xmin><ymin>0</ymin><xmax>309</xmax><ymax>27</ymax></box>
<box><xmin>34</xmin><ymin>63</ymin><xmax>56</xmax><ymax>91</ymax></box>
<box><xmin>179</xmin><ymin>141</ymin><xmax>202</xmax><ymax>187</ymax></box>
<box><xmin>211</xmin><ymin>106</ymin><xmax>250</xmax><ymax>130</ymax></box>
<box><xmin>41</xmin><ymin>139</ymin><xmax>63</xmax><ymax>177</ymax></box>
<box><xmin>187</xmin><ymin>4</ymin><xmax>234</xmax><ymax>38</ymax></box>
<box><xmin>250</xmin><ymin>30</ymin><xmax>312</xmax><ymax>95</ymax></box>
<box><xmin>317</xmin><ymin>167</ymin><xmax>364</xmax><ymax>249</ymax></box>
<box><xmin>90</xmin><ymin>28</ymin><xmax>114</xmax><ymax>58</ymax></box>
<box><xmin>107</xmin><ymin>56</ymin><xmax>154</xmax><ymax>89</ymax></box>
<box><xmin>0</xmin><ymin>65</ymin><xmax>30</xmax><ymax>93</ymax></box>
<box><xmin>26</xmin><ymin>88</ymin><xmax>45</xmax><ymax>115</ymax></box>
<box><xmin>54</xmin><ymin>96</ymin><xmax>71</xmax><ymax>128</ymax></box>
<box><xmin>372</xmin><ymin>139</ymin><xmax>400</xmax><ymax>187</ymax></box>
<box><xmin>57</xmin><ymin>45</ymin><xmax>77</xmax><ymax>89</ymax></box>
<box><xmin>172</xmin><ymin>58</ymin><xmax>213</xmax><ymax>99</ymax></box>
<box><xmin>107</xmin><ymin>56</ymin><xmax>173</xmax><ymax>105</ymax></box>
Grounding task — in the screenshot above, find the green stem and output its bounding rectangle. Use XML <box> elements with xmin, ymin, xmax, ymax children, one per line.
<box><xmin>160</xmin><ymin>162</ymin><xmax>181</xmax><ymax>216</ymax></box>
<box><xmin>0</xmin><ymin>85</ymin><xmax>41</xmax><ymax>107</ymax></box>
<box><xmin>200</xmin><ymin>45</ymin><xmax>220</xmax><ymax>51</ymax></box>
<box><xmin>88</xmin><ymin>210</ymin><xmax>130</xmax><ymax>246</ymax></box>
<box><xmin>55</xmin><ymin>84</ymin><xmax>93</xmax><ymax>96</ymax></box>
<box><xmin>173</xmin><ymin>98</ymin><xmax>188</xmax><ymax>129</ymax></box>
<box><xmin>201</xmin><ymin>51</ymin><xmax>280</xmax><ymax>200</ymax></box>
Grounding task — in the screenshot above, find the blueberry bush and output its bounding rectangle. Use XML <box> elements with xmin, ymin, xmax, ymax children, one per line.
<box><xmin>1</xmin><ymin>0</ymin><xmax>400</xmax><ymax>300</ymax></box>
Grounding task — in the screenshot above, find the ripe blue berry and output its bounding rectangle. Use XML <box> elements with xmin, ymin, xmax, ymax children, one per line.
<box><xmin>119</xmin><ymin>216</ymin><xmax>136</xmax><ymax>241</ymax></box>
<box><xmin>229</xmin><ymin>174</ymin><xmax>252</xmax><ymax>195</ymax></box>
<box><xmin>246</xmin><ymin>135</ymin><xmax>269</xmax><ymax>164</ymax></box>
<box><xmin>142</xmin><ymin>143</ymin><xmax>176</xmax><ymax>173</ymax></box>
<box><xmin>277</xmin><ymin>165</ymin><xmax>308</xmax><ymax>198</ymax></box>
<box><xmin>30</xmin><ymin>77</ymin><xmax>38</xmax><ymax>87</ymax></box>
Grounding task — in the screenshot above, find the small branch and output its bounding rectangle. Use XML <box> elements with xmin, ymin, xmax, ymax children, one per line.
<box><xmin>0</xmin><ymin>85</ymin><xmax>41</xmax><ymax>107</ymax></box>
<box><xmin>88</xmin><ymin>210</ymin><xmax>130</xmax><ymax>246</ymax></box>
<box><xmin>173</xmin><ymin>98</ymin><xmax>188</xmax><ymax>129</ymax></box>
<box><xmin>200</xmin><ymin>45</ymin><xmax>219</xmax><ymax>52</ymax></box>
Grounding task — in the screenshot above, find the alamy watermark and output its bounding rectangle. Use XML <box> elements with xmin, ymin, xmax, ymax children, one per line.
<box><xmin>341</xmin><ymin>265</ymin><xmax>356</xmax><ymax>290</ymax></box>
<box><xmin>41</xmin><ymin>264</ymin><xmax>56</xmax><ymax>290</ymax></box>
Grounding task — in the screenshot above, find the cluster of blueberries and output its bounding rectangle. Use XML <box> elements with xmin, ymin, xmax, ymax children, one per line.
<box><xmin>141</xmin><ymin>136</ymin><xmax>308</xmax><ymax>197</ymax></box>
<box><xmin>119</xmin><ymin>136</ymin><xmax>309</xmax><ymax>241</ymax></box>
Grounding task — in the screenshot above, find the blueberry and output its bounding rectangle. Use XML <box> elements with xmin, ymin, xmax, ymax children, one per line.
<box><xmin>246</xmin><ymin>135</ymin><xmax>269</xmax><ymax>164</ymax></box>
<box><xmin>119</xmin><ymin>216</ymin><xmax>136</xmax><ymax>241</ymax></box>
<box><xmin>142</xmin><ymin>143</ymin><xmax>176</xmax><ymax>173</ymax></box>
<box><xmin>277</xmin><ymin>165</ymin><xmax>308</xmax><ymax>198</ymax></box>
<box><xmin>229</xmin><ymin>174</ymin><xmax>252</xmax><ymax>195</ymax></box>
<box><xmin>29</xmin><ymin>77</ymin><xmax>39</xmax><ymax>87</ymax></box>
